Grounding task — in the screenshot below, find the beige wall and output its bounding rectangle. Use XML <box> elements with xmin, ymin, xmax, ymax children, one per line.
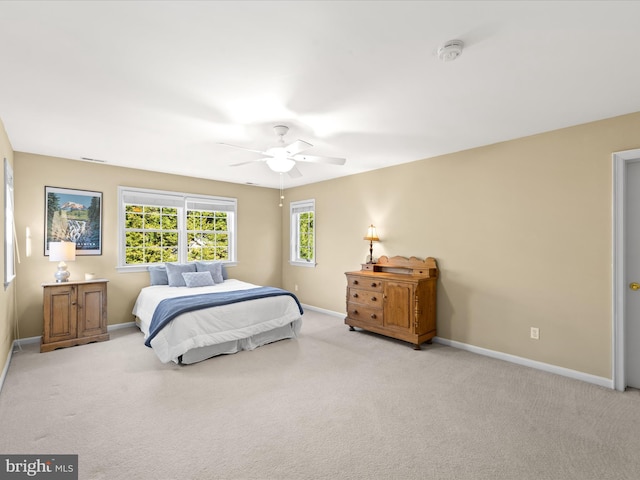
<box><xmin>284</xmin><ymin>111</ymin><xmax>640</xmax><ymax>380</ymax></box>
<box><xmin>14</xmin><ymin>153</ymin><xmax>282</xmax><ymax>339</ymax></box>
<box><xmin>0</xmin><ymin>119</ymin><xmax>16</xmax><ymax>375</ymax></box>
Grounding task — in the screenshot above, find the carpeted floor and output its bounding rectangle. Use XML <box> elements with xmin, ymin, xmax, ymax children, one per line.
<box><xmin>1</xmin><ymin>309</ymin><xmax>639</xmax><ymax>480</ymax></box>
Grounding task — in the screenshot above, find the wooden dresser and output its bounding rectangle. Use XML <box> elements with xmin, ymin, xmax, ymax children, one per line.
<box><xmin>41</xmin><ymin>279</ymin><xmax>109</xmax><ymax>352</ymax></box>
<box><xmin>345</xmin><ymin>256</ymin><xmax>438</xmax><ymax>349</ymax></box>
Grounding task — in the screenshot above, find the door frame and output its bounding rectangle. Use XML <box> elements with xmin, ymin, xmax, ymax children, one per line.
<box><xmin>612</xmin><ymin>148</ymin><xmax>640</xmax><ymax>391</ymax></box>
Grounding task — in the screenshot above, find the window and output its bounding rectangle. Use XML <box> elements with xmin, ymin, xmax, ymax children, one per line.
<box><xmin>118</xmin><ymin>187</ymin><xmax>236</xmax><ymax>270</ymax></box>
<box><xmin>4</xmin><ymin>158</ymin><xmax>15</xmax><ymax>288</ymax></box>
<box><xmin>290</xmin><ymin>199</ymin><xmax>315</xmax><ymax>267</ymax></box>
<box><xmin>186</xmin><ymin>198</ymin><xmax>232</xmax><ymax>261</ymax></box>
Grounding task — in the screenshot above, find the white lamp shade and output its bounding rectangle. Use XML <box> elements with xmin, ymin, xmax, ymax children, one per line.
<box><xmin>49</xmin><ymin>241</ymin><xmax>76</xmax><ymax>262</ymax></box>
<box><xmin>364</xmin><ymin>225</ymin><xmax>379</xmax><ymax>242</ymax></box>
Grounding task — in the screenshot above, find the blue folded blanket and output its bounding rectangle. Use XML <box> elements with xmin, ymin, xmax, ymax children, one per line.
<box><xmin>145</xmin><ymin>286</ymin><xmax>303</xmax><ymax>347</ymax></box>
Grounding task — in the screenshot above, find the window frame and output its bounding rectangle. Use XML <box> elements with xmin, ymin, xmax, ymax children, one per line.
<box><xmin>117</xmin><ymin>186</ymin><xmax>237</xmax><ymax>272</ymax></box>
<box><xmin>289</xmin><ymin>199</ymin><xmax>316</xmax><ymax>267</ymax></box>
<box><xmin>4</xmin><ymin>158</ymin><xmax>15</xmax><ymax>288</ymax></box>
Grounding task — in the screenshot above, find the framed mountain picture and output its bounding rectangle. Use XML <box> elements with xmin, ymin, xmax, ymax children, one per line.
<box><xmin>45</xmin><ymin>186</ymin><xmax>102</xmax><ymax>255</ymax></box>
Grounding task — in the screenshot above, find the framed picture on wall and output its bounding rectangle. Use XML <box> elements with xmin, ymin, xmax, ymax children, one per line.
<box><xmin>45</xmin><ymin>186</ymin><xmax>102</xmax><ymax>255</ymax></box>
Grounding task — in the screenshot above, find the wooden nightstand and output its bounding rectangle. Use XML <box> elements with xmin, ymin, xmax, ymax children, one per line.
<box><xmin>41</xmin><ymin>279</ymin><xmax>109</xmax><ymax>353</ymax></box>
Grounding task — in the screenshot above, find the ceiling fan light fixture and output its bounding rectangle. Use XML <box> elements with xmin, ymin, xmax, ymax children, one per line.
<box><xmin>224</xmin><ymin>123</ymin><xmax>345</xmax><ymax>178</ymax></box>
<box><xmin>266</xmin><ymin>157</ymin><xmax>296</xmax><ymax>173</ymax></box>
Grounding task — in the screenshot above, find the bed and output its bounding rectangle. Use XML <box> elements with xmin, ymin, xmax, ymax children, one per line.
<box><xmin>132</xmin><ymin>269</ymin><xmax>303</xmax><ymax>364</ymax></box>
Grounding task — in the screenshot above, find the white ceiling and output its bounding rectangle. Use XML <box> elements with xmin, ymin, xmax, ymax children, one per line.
<box><xmin>1</xmin><ymin>1</ymin><xmax>640</xmax><ymax>189</ymax></box>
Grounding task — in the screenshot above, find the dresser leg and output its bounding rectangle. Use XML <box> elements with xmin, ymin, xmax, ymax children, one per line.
<box><xmin>413</xmin><ymin>343</ymin><xmax>421</xmax><ymax>350</ymax></box>
<box><xmin>349</xmin><ymin>326</ymin><xmax>355</xmax><ymax>331</ymax></box>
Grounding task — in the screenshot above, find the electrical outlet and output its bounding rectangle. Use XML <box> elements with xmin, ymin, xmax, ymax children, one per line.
<box><xmin>530</xmin><ymin>327</ymin><xmax>540</xmax><ymax>340</ymax></box>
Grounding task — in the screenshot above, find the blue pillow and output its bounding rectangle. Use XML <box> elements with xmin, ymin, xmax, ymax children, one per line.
<box><xmin>195</xmin><ymin>261</ymin><xmax>224</xmax><ymax>284</ymax></box>
<box><xmin>165</xmin><ymin>262</ymin><xmax>197</xmax><ymax>287</ymax></box>
<box><xmin>182</xmin><ymin>271</ymin><xmax>214</xmax><ymax>288</ymax></box>
<box><xmin>148</xmin><ymin>265</ymin><xmax>168</xmax><ymax>285</ymax></box>
<box><xmin>195</xmin><ymin>261</ymin><xmax>228</xmax><ymax>280</ymax></box>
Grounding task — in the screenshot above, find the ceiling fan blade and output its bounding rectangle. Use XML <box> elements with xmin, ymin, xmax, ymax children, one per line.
<box><xmin>229</xmin><ymin>158</ymin><xmax>268</xmax><ymax>167</ymax></box>
<box><xmin>288</xmin><ymin>165</ymin><xmax>303</xmax><ymax>178</ymax></box>
<box><xmin>284</xmin><ymin>139</ymin><xmax>313</xmax><ymax>156</ymax></box>
<box><xmin>293</xmin><ymin>154</ymin><xmax>346</xmax><ymax>166</ymax></box>
<box><xmin>218</xmin><ymin>142</ymin><xmax>270</xmax><ymax>156</ymax></box>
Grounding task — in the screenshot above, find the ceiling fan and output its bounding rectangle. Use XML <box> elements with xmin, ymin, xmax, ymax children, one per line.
<box><xmin>219</xmin><ymin>125</ymin><xmax>346</xmax><ymax>177</ymax></box>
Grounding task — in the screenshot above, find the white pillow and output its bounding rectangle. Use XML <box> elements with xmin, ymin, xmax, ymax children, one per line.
<box><xmin>182</xmin><ymin>271</ymin><xmax>215</xmax><ymax>288</ymax></box>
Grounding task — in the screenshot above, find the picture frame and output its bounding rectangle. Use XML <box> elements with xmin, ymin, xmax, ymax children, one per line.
<box><xmin>45</xmin><ymin>186</ymin><xmax>102</xmax><ymax>256</ymax></box>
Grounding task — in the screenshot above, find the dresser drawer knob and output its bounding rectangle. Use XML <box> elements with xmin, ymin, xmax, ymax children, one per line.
<box><xmin>352</xmin><ymin>293</ymin><xmax>358</xmax><ymax>298</ymax></box>
<box><xmin>371</xmin><ymin>296</ymin><xmax>377</xmax><ymax>302</ymax></box>
<box><xmin>353</xmin><ymin>280</ymin><xmax>359</xmax><ymax>285</ymax></box>
<box><xmin>370</xmin><ymin>313</ymin><xmax>377</xmax><ymax>319</ymax></box>
<box><xmin>352</xmin><ymin>309</ymin><xmax>359</xmax><ymax>315</ymax></box>
<box><xmin>371</xmin><ymin>282</ymin><xmax>377</xmax><ymax>287</ymax></box>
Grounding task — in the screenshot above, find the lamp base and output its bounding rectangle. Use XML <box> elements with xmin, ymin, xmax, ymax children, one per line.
<box><xmin>54</xmin><ymin>263</ymin><xmax>70</xmax><ymax>283</ymax></box>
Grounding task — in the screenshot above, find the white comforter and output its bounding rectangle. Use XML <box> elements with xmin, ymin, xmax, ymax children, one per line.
<box><xmin>132</xmin><ymin>279</ymin><xmax>303</xmax><ymax>363</ymax></box>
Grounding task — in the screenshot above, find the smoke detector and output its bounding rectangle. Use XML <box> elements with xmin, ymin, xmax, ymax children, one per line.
<box><xmin>437</xmin><ymin>39</ymin><xmax>464</xmax><ymax>62</ymax></box>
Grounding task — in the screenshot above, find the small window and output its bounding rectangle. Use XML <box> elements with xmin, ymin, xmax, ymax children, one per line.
<box><xmin>290</xmin><ymin>199</ymin><xmax>315</xmax><ymax>267</ymax></box>
<box><xmin>118</xmin><ymin>187</ymin><xmax>237</xmax><ymax>271</ymax></box>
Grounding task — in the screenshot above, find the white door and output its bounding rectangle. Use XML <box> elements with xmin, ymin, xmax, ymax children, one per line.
<box><xmin>626</xmin><ymin>160</ymin><xmax>640</xmax><ymax>389</ymax></box>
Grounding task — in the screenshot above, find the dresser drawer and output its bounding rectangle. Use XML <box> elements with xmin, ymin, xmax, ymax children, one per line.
<box><xmin>348</xmin><ymin>287</ymin><xmax>383</xmax><ymax>308</ymax></box>
<box><xmin>346</xmin><ymin>303</ymin><xmax>383</xmax><ymax>326</ymax></box>
<box><xmin>346</xmin><ymin>276</ymin><xmax>383</xmax><ymax>292</ymax></box>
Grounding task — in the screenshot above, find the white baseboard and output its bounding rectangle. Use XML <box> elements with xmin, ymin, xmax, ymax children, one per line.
<box><xmin>0</xmin><ymin>344</ymin><xmax>12</xmax><ymax>396</ymax></box>
<box><xmin>108</xmin><ymin>321</ymin><xmax>137</xmax><ymax>331</ymax></box>
<box><xmin>433</xmin><ymin>336</ymin><xmax>613</xmax><ymax>389</ymax></box>
<box><xmin>301</xmin><ymin>304</ymin><xmax>345</xmax><ymax>318</ymax></box>
<box><xmin>14</xmin><ymin>335</ymin><xmax>40</xmax><ymax>346</ymax></box>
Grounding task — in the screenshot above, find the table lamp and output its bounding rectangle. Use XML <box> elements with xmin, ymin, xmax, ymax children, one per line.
<box><xmin>364</xmin><ymin>224</ymin><xmax>380</xmax><ymax>264</ymax></box>
<box><xmin>49</xmin><ymin>241</ymin><xmax>76</xmax><ymax>282</ymax></box>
